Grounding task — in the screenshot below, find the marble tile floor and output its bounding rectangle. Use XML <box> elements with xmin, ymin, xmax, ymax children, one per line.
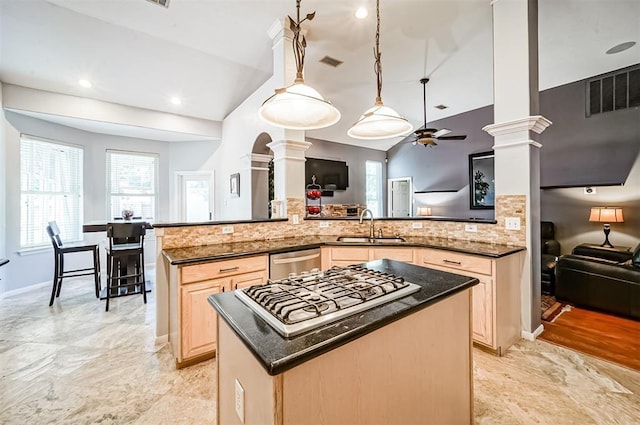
<box><xmin>1</xmin><ymin>274</ymin><xmax>639</xmax><ymax>424</ymax></box>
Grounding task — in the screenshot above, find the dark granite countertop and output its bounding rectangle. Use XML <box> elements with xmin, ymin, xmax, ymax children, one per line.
<box><xmin>162</xmin><ymin>235</ymin><xmax>524</xmax><ymax>265</ymax></box>
<box><xmin>207</xmin><ymin>259</ymin><xmax>478</xmax><ymax>375</ymax></box>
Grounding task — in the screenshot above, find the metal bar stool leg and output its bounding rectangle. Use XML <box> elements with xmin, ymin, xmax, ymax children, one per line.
<box><xmin>93</xmin><ymin>247</ymin><xmax>100</xmax><ymax>298</ymax></box>
<box><xmin>49</xmin><ymin>252</ymin><xmax>60</xmax><ymax>306</ymax></box>
<box><xmin>56</xmin><ymin>255</ymin><xmax>64</xmax><ymax>298</ymax></box>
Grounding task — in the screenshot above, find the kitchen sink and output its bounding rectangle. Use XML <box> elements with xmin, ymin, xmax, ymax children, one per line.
<box><xmin>336</xmin><ymin>236</ymin><xmax>406</xmax><ymax>244</ymax></box>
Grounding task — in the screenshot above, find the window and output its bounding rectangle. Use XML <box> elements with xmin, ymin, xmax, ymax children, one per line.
<box><xmin>20</xmin><ymin>136</ymin><xmax>83</xmax><ymax>248</ymax></box>
<box><xmin>365</xmin><ymin>160</ymin><xmax>383</xmax><ymax>217</ymax></box>
<box><xmin>106</xmin><ymin>150</ymin><xmax>158</xmax><ymax>220</ymax></box>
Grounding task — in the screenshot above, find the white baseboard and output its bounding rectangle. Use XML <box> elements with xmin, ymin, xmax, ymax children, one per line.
<box><xmin>521</xmin><ymin>324</ymin><xmax>545</xmax><ymax>341</ymax></box>
<box><xmin>0</xmin><ymin>280</ymin><xmax>50</xmax><ymax>300</ymax></box>
<box><xmin>156</xmin><ymin>334</ymin><xmax>169</xmax><ymax>345</ymax></box>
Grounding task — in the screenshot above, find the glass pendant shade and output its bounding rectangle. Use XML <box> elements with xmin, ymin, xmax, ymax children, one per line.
<box><xmin>259</xmin><ymin>81</ymin><xmax>341</xmax><ymax>130</ymax></box>
<box><xmin>348</xmin><ymin>102</ymin><xmax>413</xmax><ymax>139</ymax></box>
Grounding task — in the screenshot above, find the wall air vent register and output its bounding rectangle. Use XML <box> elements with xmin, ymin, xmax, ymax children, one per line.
<box><xmin>587</xmin><ymin>65</ymin><xmax>640</xmax><ymax>116</ymax></box>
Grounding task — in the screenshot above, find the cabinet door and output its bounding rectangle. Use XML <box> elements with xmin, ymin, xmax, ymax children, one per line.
<box><xmin>329</xmin><ymin>247</ymin><xmax>370</xmax><ymax>268</ymax></box>
<box><xmin>371</xmin><ymin>247</ymin><xmax>414</xmax><ymax>263</ymax></box>
<box><xmin>181</xmin><ymin>278</ymin><xmax>228</xmax><ymax>360</ymax></box>
<box><xmin>472</xmin><ymin>277</ymin><xmax>494</xmax><ymax>347</ymax></box>
<box><xmin>233</xmin><ymin>270</ymin><xmax>268</xmax><ymax>290</ymax></box>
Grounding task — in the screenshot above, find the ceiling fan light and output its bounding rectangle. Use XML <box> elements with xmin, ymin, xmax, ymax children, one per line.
<box><xmin>259</xmin><ymin>82</ymin><xmax>341</xmax><ymax>130</ymax></box>
<box><xmin>348</xmin><ymin>103</ymin><xmax>414</xmax><ymax>139</ymax></box>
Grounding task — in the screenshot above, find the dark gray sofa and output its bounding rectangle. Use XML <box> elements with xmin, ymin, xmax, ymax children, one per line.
<box><xmin>555</xmin><ymin>243</ymin><xmax>640</xmax><ymax>320</ymax></box>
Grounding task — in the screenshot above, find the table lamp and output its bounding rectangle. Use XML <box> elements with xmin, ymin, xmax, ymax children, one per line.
<box><xmin>417</xmin><ymin>206</ymin><xmax>432</xmax><ymax>216</ymax></box>
<box><xmin>589</xmin><ymin>207</ymin><xmax>624</xmax><ymax>248</ymax></box>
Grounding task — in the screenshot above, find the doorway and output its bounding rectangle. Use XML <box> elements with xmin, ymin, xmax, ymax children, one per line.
<box><xmin>387</xmin><ymin>177</ymin><xmax>412</xmax><ymax>217</ymax></box>
<box><xmin>176</xmin><ymin>171</ymin><xmax>214</xmax><ymax>222</ymax></box>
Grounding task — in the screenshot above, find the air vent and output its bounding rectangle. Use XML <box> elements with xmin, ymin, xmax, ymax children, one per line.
<box><xmin>434</xmin><ymin>104</ymin><xmax>448</xmax><ymax>110</ymax></box>
<box><xmin>145</xmin><ymin>0</ymin><xmax>170</xmax><ymax>8</ymax></box>
<box><xmin>587</xmin><ymin>65</ymin><xmax>640</xmax><ymax>116</ymax></box>
<box><xmin>319</xmin><ymin>56</ymin><xmax>343</xmax><ymax>68</ymax></box>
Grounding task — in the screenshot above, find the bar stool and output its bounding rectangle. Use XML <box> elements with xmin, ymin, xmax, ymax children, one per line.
<box><xmin>105</xmin><ymin>222</ymin><xmax>147</xmax><ymax>311</ymax></box>
<box><xmin>46</xmin><ymin>221</ymin><xmax>100</xmax><ymax>306</ymax></box>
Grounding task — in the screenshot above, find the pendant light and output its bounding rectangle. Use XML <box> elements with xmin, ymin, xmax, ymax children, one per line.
<box><xmin>348</xmin><ymin>0</ymin><xmax>413</xmax><ymax>140</ymax></box>
<box><xmin>259</xmin><ymin>0</ymin><xmax>341</xmax><ymax>130</ymax></box>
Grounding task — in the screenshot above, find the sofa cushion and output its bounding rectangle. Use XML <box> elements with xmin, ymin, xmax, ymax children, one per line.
<box><xmin>571</xmin><ymin>244</ymin><xmax>633</xmax><ymax>263</ymax></box>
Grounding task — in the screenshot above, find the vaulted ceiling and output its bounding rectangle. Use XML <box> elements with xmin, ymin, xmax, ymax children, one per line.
<box><xmin>1</xmin><ymin>0</ymin><xmax>639</xmax><ymax>150</ymax></box>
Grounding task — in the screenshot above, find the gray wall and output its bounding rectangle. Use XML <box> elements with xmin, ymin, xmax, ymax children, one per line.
<box><xmin>305</xmin><ymin>137</ymin><xmax>387</xmax><ymax>208</ymax></box>
<box><xmin>386</xmin><ymin>106</ymin><xmax>495</xmax><ymax>219</ymax></box>
<box><xmin>539</xmin><ymin>74</ymin><xmax>640</xmax><ymax>188</ymax></box>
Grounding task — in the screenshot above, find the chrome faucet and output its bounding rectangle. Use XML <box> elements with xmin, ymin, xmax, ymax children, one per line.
<box><xmin>359</xmin><ymin>208</ymin><xmax>375</xmax><ymax>239</ymax></box>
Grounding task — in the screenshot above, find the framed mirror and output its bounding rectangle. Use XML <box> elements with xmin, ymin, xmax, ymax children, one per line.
<box><xmin>469</xmin><ymin>152</ymin><xmax>495</xmax><ymax>209</ymax></box>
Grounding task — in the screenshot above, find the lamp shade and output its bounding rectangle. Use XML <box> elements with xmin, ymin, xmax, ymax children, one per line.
<box><xmin>347</xmin><ymin>103</ymin><xmax>414</xmax><ymax>140</ymax></box>
<box><xmin>259</xmin><ymin>82</ymin><xmax>341</xmax><ymax>130</ymax></box>
<box><xmin>417</xmin><ymin>206</ymin><xmax>432</xmax><ymax>216</ymax></box>
<box><xmin>589</xmin><ymin>207</ymin><xmax>624</xmax><ymax>223</ymax></box>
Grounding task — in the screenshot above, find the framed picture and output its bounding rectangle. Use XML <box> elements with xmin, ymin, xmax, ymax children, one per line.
<box><xmin>230</xmin><ymin>173</ymin><xmax>240</xmax><ymax>197</ymax></box>
<box><xmin>469</xmin><ymin>151</ymin><xmax>495</xmax><ymax>209</ymax></box>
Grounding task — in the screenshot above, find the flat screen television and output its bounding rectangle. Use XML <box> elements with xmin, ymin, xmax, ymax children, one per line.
<box><xmin>305</xmin><ymin>157</ymin><xmax>349</xmax><ymax>190</ymax></box>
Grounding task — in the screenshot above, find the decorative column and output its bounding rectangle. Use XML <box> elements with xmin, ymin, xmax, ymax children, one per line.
<box><xmin>267</xmin><ymin>138</ymin><xmax>311</xmax><ymax>218</ymax></box>
<box><xmin>483</xmin><ymin>0</ymin><xmax>551</xmax><ymax>339</ymax></box>
<box><xmin>241</xmin><ymin>153</ymin><xmax>274</xmax><ymax>220</ymax></box>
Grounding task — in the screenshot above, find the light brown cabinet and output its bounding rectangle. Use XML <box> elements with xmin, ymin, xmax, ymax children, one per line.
<box><xmin>321</xmin><ymin>246</ymin><xmax>414</xmax><ymax>269</ymax></box>
<box><xmin>416</xmin><ymin>247</ymin><xmax>523</xmax><ymax>354</ymax></box>
<box><xmin>170</xmin><ymin>254</ymin><xmax>268</xmax><ymax>367</ymax></box>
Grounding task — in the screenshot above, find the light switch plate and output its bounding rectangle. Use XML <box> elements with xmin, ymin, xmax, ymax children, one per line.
<box><xmin>292</xmin><ymin>214</ymin><xmax>300</xmax><ymax>225</ymax></box>
<box><xmin>465</xmin><ymin>224</ymin><xmax>477</xmax><ymax>233</ymax></box>
<box><xmin>319</xmin><ymin>221</ymin><xmax>329</xmax><ymax>228</ymax></box>
<box><xmin>222</xmin><ymin>226</ymin><xmax>234</xmax><ymax>234</ymax></box>
<box><xmin>412</xmin><ymin>222</ymin><xmax>423</xmax><ymax>229</ymax></box>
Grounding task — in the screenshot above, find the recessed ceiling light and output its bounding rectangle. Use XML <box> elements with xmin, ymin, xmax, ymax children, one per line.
<box><xmin>355</xmin><ymin>6</ymin><xmax>368</xmax><ymax>19</ymax></box>
<box><xmin>170</xmin><ymin>97</ymin><xmax>182</xmax><ymax>105</ymax></box>
<box><xmin>606</xmin><ymin>41</ymin><xmax>636</xmax><ymax>54</ymax></box>
<box><xmin>78</xmin><ymin>79</ymin><xmax>92</xmax><ymax>88</ymax></box>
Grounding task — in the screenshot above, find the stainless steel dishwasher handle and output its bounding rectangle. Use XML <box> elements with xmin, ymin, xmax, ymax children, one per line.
<box><xmin>271</xmin><ymin>253</ymin><xmax>320</xmax><ymax>264</ymax></box>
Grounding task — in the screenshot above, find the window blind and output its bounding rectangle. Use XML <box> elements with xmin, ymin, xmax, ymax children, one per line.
<box><xmin>106</xmin><ymin>150</ymin><xmax>158</xmax><ymax>220</ymax></box>
<box><xmin>20</xmin><ymin>136</ymin><xmax>83</xmax><ymax>248</ymax></box>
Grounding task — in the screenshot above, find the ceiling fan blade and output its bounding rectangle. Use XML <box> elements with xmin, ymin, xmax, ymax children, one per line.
<box><xmin>432</xmin><ymin>128</ymin><xmax>451</xmax><ymax>138</ymax></box>
<box><xmin>435</xmin><ymin>135</ymin><xmax>467</xmax><ymax>141</ymax></box>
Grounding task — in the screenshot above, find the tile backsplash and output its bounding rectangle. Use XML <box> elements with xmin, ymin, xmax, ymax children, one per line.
<box><xmin>159</xmin><ymin>195</ymin><xmax>527</xmax><ymax>249</ymax></box>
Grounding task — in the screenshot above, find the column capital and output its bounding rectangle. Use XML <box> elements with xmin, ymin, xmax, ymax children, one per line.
<box><xmin>482</xmin><ymin>115</ymin><xmax>552</xmax><ymax>137</ymax></box>
<box><xmin>266</xmin><ymin>139</ymin><xmax>312</xmax><ymax>161</ymax></box>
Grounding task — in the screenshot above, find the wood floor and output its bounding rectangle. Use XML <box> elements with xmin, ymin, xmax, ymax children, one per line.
<box><xmin>540</xmin><ymin>306</ymin><xmax>640</xmax><ymax>372</ymax></box>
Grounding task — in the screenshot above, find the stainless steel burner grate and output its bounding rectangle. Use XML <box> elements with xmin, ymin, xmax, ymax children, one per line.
<box><xmin>235</xmin><ymin>265</ymin><xmax>421</xmax><ymax>337</ymax></box>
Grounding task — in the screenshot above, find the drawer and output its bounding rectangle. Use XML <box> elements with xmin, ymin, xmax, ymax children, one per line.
<box><xmin>181</xmin><ymin>255</ymin><xmax>268</xmax><ymax>284</ymax></box>
<box><xmin>330</xmin><ymin>247</ymin><xmax>370</xmax><ymax>262</ymax></box>
<box><xmin>421</xmin><ymin>248</ymin><xmax>492</xmax><ymax>276</ymax></box>
<box><xmin>371</xmin><ymin>247</ymin><xmax>414</xmax><ymax>263</ymax></box>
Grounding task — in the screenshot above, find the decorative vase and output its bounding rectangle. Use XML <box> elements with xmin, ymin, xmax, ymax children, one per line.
<box><xmin>121</xmin><ymin>209</ymin><xmax>134</xmax><ymax>220</ymax></box>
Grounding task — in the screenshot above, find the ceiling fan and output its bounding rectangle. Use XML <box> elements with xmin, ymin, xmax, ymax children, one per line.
<box><xmin>409</xmin><ymin>78</ymin><xmax>467</xmax><ymax>147</ymax></box>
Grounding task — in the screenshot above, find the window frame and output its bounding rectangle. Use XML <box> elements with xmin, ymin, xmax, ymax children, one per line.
<box><xmin>20</xmin><ymin>134</ymin><xmax>84</xmax><ymax>249</ymax></box>
<box><xmin>106</xmin><ymin>149</ymin><xmax>159</xmax><ymax>221</ymax></box>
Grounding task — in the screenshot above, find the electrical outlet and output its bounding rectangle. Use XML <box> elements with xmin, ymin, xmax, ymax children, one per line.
<box><xmin>504</xmin><ymin>217</ymin><xmax>521</xmax><ymax>230</ymax></box>
<box><xmin>292</xmin><ymin>214</ymin><xmax>299</xmax><ymax>225</ymax></box>
<box><xmin>222</xmin><ymin>226</ymin><xmax>234</xmax><ymax>234</ymax></box>
<box><xmin>235</xmin><ymin>379</ymin><xmax>245</xmax><ymax>423</ymax></box>
<box><xmin>319</xmin><ymin>221</ymin><xmax>330</xmax><ymax>228</ymax></box>
<box><xmin>465</xmin><ymin>224</ymin><xmax>477</xmax><ymax>233</ymax></box>
<box><xmin>412</xmin><ymin>222</ymin><xmax>423</xmax><ymax>229</ymax></box>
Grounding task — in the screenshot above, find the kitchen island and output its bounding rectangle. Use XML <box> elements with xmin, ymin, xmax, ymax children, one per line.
<box><xmin>208</xmin><ymin>259</ymin><xmax>478</xmax><ymax>424</ymax></box>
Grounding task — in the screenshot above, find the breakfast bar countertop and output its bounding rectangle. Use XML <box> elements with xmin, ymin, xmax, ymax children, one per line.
<box><xmin>162</xmin><ymin>235</ymin><xmax>525</xmax><ymax>265</ymax></box>
<box><xmin>208</xmin><ymin>259</ymin><xmax>479</xmax><ymax>375</ymax></box>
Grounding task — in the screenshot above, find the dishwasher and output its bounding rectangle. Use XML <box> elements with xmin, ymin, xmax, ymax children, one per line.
<box><xmin>269</xmin><ymin>248</ymin><xmax>322</xmax><ymax>280</ymax></box>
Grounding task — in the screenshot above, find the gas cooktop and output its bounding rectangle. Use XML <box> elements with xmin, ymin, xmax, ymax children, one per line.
<box><xmin>234</xmin><ymin>265</ymin><xmax>421</xmax><ymax>337</ymax></box>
